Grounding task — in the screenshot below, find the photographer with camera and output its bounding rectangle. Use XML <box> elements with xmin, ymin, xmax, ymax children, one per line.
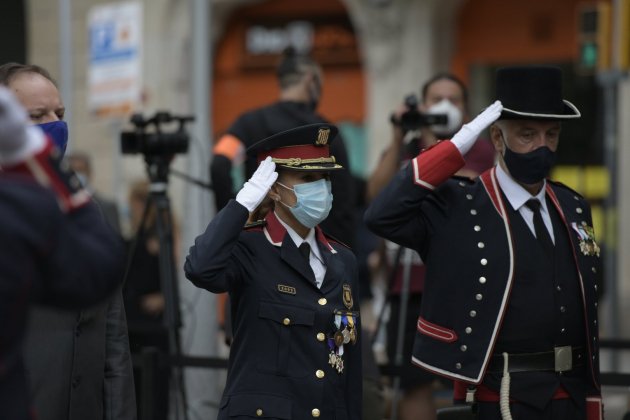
<box><xmin>367</xmin><ymin>73</ymin><xmax>494</xmax><ymax>202</ymax></box>
<box><xmin>366</xmin><ymin>73</ymin><xmax>495</xmax><ymax>420</ymax></box>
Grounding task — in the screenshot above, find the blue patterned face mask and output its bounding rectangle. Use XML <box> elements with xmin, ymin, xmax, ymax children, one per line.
<box><xmin>37</xmin><ymin>120</ymin><xmax>69</xmax><ymax>155</ymax></box>
<box><xmin>277</xmin><ymin>178</ymin><xmax>333</xmax><ymax>228</ymax></box>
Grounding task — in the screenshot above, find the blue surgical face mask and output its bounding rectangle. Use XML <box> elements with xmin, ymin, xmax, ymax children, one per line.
<box><xmin>37</xmin><ymin>120</ymin><xmax>69</xmax><ymax>155</ymax></box>
<box><xmin>277</xmin><ymin>178</ymin><xmax>333</xmax><ymax>229</ymax></box>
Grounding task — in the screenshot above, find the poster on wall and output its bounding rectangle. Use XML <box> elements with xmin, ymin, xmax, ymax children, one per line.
<box><xmin>87</xmin><ymin>1</ymin><xmax>142</xmax><ymax>117</ymax></box>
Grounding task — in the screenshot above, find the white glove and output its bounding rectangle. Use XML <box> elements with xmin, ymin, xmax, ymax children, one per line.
<box><xmin>451</xmin><ymin>100</ymin><xmax>502</xmax><ymax>156</ymax></box>
<box><xmin>0</xmin><ymin>86</ymin><xmax>46</xmax><ymax>166</ymax></box>
<box><xmin>236</xmin><ymin>156</ymin><xmax>278</xmax><ymax>212</ymax></box>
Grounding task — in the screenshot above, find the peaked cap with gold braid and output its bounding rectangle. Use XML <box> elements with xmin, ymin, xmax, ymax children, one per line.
<box><xmin>247</xmin><ymin>123</ymin><xmax>344</xmax><ymax>171</ymax></box>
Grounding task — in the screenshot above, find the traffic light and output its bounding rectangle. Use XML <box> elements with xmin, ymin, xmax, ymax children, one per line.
<box><xmin>577</xmin><ymin>2</ymin><xmax>612</xmax><ymax>74</ymax></box>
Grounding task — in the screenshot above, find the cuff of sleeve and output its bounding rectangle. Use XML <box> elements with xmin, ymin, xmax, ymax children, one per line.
<box><xmin>586</xmin><ymin>396</ymin><xmax>603</xmax><ymax>420</ymax></box>
<box><xmin>411</xmin><ymin>140</ymin><xmax>465</xmax><ymax>190</ymax></box>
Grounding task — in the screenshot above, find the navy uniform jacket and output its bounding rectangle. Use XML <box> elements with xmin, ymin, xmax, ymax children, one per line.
<box><xmin>185</xmin><ymin>200</ymin><xmax>362</xmax><ymax>420</ymax></box>
<box><xmin>0</xmin><ymin>174</ymin><xmax>125</xmax><ymax>420</ymax></box>
<box><xmin>364</xmin><ymin>142</ymin><xmax>601</xmax><ymax>398</ymax></box>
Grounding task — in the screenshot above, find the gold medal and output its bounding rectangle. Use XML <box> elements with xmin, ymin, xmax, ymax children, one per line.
<box><xmin>336</xmin><ymin>357</ymin><xmax>344</xmax><ymax>373</ymax></box>
<box><xmin>334</xmin><ymin>330</ymin><xmax>344</xmax><ymax>347</ymax></box>
<box><xmin>347</xmin><ymin>315</ymin><xmax>357</xmax><ymax>344</ymax></box>
<box><xmin>328</xmin><ymin>351</ymin><xmax>337</xmax><ymax>368</ymax></box>
<box><xmin>328</xmin><ymin>351</ymin><xmax>344</xmax><ymax>374</ymax></box>
<box><xmin>342</xmin><ymin>328</ymin><xmax>351</xmax><ymax>344</ymax></box>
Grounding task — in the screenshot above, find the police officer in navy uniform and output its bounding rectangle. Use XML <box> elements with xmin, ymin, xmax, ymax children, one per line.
<box><xmin>365</xmin><ymin>66</ymin><xmax>603</xmax><ymax>419</ymax></box>
<box><xmin>0</xmin><ymin>87</ymin><xmax>124</xmax><ymax>419</ymax></box>
<box><xmin>186</xmin><ymin>123</ymin><xmax>362</xmax><ymax>420</ymax></box>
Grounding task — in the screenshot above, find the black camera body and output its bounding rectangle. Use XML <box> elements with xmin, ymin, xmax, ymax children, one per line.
<box><xmin>120</xmin><ymin>112</ymin><xmax>194</xmax><ymax>156</ymax></box>
<box><xmin>395</xmin><ymin>94</ymin><xmax>447</xmax><ymax>132</ymax></box>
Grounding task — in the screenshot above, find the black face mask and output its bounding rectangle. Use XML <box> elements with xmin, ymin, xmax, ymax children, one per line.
<box><xmin>502</xmin><ymin>135</ymin><xmax>557</xmax><ymax>184</ymax></box>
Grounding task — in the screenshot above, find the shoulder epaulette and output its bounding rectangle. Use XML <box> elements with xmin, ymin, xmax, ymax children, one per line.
<box><xmin>548</xmin><ymin>179</ymin><xmax>585</xmax><ymax>199</ymax></box>
<box><xmin>323</xmin><ymin>232</ymin><xmax>351</xmax><ymax>250</ymax></box>
<box><xmin>243</xmin><ymin>220</ymin><xmax>267</xmax><ymax>230</ymax></box>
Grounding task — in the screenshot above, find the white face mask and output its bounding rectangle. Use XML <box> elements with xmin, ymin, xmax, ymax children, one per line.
<box><xmin>426</xmin><ymin>99</ymin><xmax>463</xmax><ymax>137</ymax></box>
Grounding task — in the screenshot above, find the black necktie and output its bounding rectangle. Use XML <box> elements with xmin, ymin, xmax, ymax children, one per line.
<box><xmin>299</xmin><ymin>242</ymin><xmax>311</xmax><ymax>261</ymax></box>
<box><xmin>525</xmin><ymin>199</ymin><xmax>554</xmax><ymax>255</ymax></box>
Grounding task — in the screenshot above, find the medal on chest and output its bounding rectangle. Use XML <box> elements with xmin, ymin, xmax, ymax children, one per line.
<box><xmin>571</xmin><ymin>221</ymin><xmax>600</xmax><ymax>257</ymax></box>
<box><xmin>328</xmin><ymin>310</ymin><xmax>359</xmax><ymax>374</ymax></box>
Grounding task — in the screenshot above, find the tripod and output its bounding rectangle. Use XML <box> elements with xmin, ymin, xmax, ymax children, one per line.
<box><xmin>372</xmin><ymin>243</ymin><xmax>423</xmax><ymax>420</ymax></box>
<box><xmin>127</xmin><ymin>154</ymin><xmax>189</xmax><ymax>420</ymax></box>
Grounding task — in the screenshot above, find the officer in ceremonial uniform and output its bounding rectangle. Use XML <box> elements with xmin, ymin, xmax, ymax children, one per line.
<box><xmin>186</xmin><ymin>123</ymin><xmax>362</xmax><ymax>420</ymax></box>
<box><xmin>365</xmin><ymin>67</ymin><xmax>602</xmax><ymax>419</ymax></box>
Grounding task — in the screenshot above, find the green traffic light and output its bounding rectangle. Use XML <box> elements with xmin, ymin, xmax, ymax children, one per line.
<box><xmin>581</xmin><ymin>42</ymin><xmax>598</xmax><ymax>67</ymax></box>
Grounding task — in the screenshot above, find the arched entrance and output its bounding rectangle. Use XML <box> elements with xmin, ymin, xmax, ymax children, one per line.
<box><xmin>212</xmin><ymin>0</ymin><xmax>366</xmax><ymax>174</ymax></box>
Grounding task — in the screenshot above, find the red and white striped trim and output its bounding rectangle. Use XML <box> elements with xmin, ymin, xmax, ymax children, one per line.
<box><xmin>411</xmin><ymin>141</ymin><xmax>465</xmax><ymax>190</ymax></box>
<box><xmin>586</xmin><ymin>397</ymin><xmax>602</xmax><ymax>420</ymax></box>
<box><xmin>412</xmin><ymin>157</ymin><xmax>436</xmax><ymax>190</ymax></box>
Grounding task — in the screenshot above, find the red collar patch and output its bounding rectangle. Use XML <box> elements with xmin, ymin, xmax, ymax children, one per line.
<box><xmin>263</xmin><ymin>211</ymin><xmax>336</xmax><ymax>253</ymax></box>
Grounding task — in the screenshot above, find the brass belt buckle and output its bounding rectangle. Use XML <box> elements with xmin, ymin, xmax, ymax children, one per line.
<box><xmin>554</xmin><ymin>346</ymin><xmax>573</xmax><ymax>372</ymax></box>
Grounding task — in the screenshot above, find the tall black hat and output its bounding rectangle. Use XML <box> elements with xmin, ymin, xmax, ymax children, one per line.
<box><xmin>247</xmin><ymin>123</ymin><xmax>343</xmax><ymax>171</ymax></box>
<box><xmin>497</xmin><ymin>66</ymin><xmax>580</xmax><ymax>120</ymax></box>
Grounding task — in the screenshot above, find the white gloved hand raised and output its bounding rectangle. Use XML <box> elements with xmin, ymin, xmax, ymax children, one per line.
<box><xmin>451</xmin><ymin>100</ymin><xmax>502</xmax><ymax>156</ymax></box>
<box><xmin>236</xmin><ymin>156</ymin><xmax>278</xmax><ymax>212</ymax></box>
<box><xmin>0</xmin><ymin>86</ymin><xmax>46</xmax><ymax>166</ymax></box>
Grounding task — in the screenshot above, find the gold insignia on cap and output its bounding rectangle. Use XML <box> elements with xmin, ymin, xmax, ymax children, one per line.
<box><xmin>277</xmin><ymin>284</ymin><xmax>297</xmax><ymax>295</ymax></box>
<box><xmin>342</xmin><ymin>284</ymin><xmax>353</xmax><ymax>309</ymax></box>
<box><xmin>316</xmin><ymin>128</ymin><xmax>330</xmax><ymax>146</ymax></box>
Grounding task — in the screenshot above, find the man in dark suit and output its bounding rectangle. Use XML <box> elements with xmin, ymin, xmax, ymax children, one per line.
<box><xmin>365</xmin><ymin>66</ymin><xmax>602</xmax><ymax>419</ymax></box>
<box><xmin>0</xmin><ymin>86</ymin><xmax>124</xmax><ymax>420</ymax></box>
<box><xmin>0</xmin><ymin>62</ymin><xmax>136</xmax><ymax>420</ymax></box>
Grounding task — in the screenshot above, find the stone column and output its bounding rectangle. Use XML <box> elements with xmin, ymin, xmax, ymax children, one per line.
<box><xmin>341</xmin><ymin>0</ymin><xmax>463</xmax><ymax>172</ymax></box>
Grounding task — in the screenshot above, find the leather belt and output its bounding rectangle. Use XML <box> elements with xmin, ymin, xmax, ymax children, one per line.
<box><xmin>486</xmin><ymin>346</ymin><xmax>584</xmax><ymax>373</ymax></box>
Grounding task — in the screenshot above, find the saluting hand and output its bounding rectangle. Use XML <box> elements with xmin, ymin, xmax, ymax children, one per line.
<box><xmin>451</xmin><ymin>100</ymin><xmax>502</xmax><ymax>155</ymax></box>
<box><xmin>0</xmin><ymin>86</ymin><xmax>46</xmax><ymax>166</ymax></box>
<box><xmin>236</xmin><ymin>156</ymin><xmax>278</xmax><ymax>212</ymax></box>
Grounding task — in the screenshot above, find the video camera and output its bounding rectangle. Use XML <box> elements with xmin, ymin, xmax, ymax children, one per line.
<box><xmin>392</xmin><ymin>94</ymin><xmax>447</xmax><ymax>132</ymax></box>
<box><xmin>120</xmin><ymin>111</ymin><xmax>194</xmax><ymax>156</ymax></box>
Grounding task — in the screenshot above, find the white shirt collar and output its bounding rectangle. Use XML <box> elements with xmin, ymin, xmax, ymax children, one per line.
<box><xmin>495</xmin><ymin>163</ymin><xmax>549</xmax><ymax>212</ymax></box>
<box><xmin>274</xmin><ymin>212</ymin><xmax>322</xmax><ymax>259</ymax></box>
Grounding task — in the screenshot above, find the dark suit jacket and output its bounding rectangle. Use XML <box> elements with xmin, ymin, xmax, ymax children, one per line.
<box><xmin>185</xmin><ymin>200</ymin><xmax>362</xmax><ymax>420</ymax></box>
<box><xmin>0</xmin><ymin>174</ymin><xmax>125</xmax><ymax>420</ymax></box>
<box><xmin>23</xmin><ymin>188</ymin><xmax>134</xmax><ymax>420</ymax></box>
<box><xmin>365</xmin><ymin>141</ymin><xmax>601</xmax><ymax>397</ymax></box>
<box><xmin>24</xmin><ymin>288</ymin><xmax>136</xmax><ymax>420</ymax></box>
